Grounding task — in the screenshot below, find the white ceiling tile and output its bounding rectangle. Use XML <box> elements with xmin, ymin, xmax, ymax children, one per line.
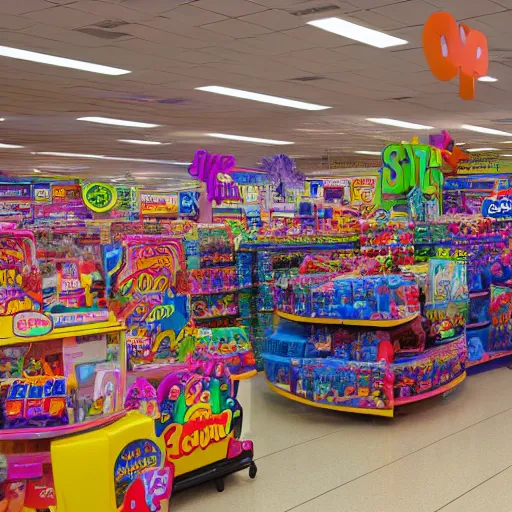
<box><xmin>476</xmin><ymin>10</ymin><xmax>512</xmax><ymax>31</ymax></box>
<box><xmin>0</xmin><ymin>0</ymin><xmax>53</xmax><ymax>15</ymax></box>
<box><xmin>335</xmin><ymin>45</ymin><xmax>424</xmax><ymax>72</ymax></box>
<box><xmin>237</xmin><ymin>32</ymin><xmax>316</xmax><ymax>54</ymax></box>
<box><xmin>425</xmin><ymin>0</ymin><xmax>505</xmax><ymax>18</ymax></box>
<box><xmin>392</xmin><ymin>48</ymin><xmax>427</xmax><ymax>66</ymax></box>
<box><xmin>372</xmin><ymin>1</ymin><xmax>438</xmax><ymax>25</ymax></box>
<box><xmin>122</xmin><ymin>69</ymin><xmax>184</xmax><ymax>85</ymax></box>
<box><xmin>114</xmin><ymin>37</ymin><xmax>178</xmax><ymax>58</ymax></box>
<box><xmin>69</xmin><ymin>1</ymin><xmax>152</xmax><ymax>22</ymax></box>
<box><xmin>287</xmin><ymin>47</ymin><xmax>352</xmax><ymax>66</ymax></box>
<box><xmin>492</xmin><ymin>0</ymin><xmax>512</xmax><ymax>7</ymax></box>
<box><xmin>282</xmin><ymin>0</ymin><xmax>357</xmax><ymax>14</ymax></box>
<box><xmin>22</xmin><ymin>6</ymin><xmax>106</xmax><ymax>29</ymax></box>
<box><xmin>272</xmin><ymin>54</ymin><xmax>345</xmax><ymax>74</ymax></box>
<box><xmin>213</xmin><ymin>60</ymin><xmax>303</xmax><ymax>81</ymax></box>
<box><xmin>284</xmin><ymin>26</ymin><xmax>358</xmax><ymax>48</ymax></box>
<box><xmin>199</xmin><ymin>46</ymin><xmax>249</xmax><ymax>61</ymax></box>
<box><xmin>249</xmin><ymin>0</ymin><xmax>307</xmax><ymax>6</ymax></box>
<box><xmin>191</xmin><ymin>0</ymin><xmax>266</xmax><ymax>17</ymax></box>
<box><xmin>174</xmin><ymin>51</ymin><xmax>224</xmax><ymax>64</ymax></box>
<box><xmin>201</xmin><ymin>19</ymin><xmax>271</xmax><ymax>37</ymax></box>
<box><xmin>346</xmin><ymin>9</ymin><xmax>405</xmax><ymax>31</ymax></box>
<box><xmin>239</xmin><ymin>9</ymin><xmax>303</xmax><ymax>30</ymax></box>
<box><xmin>144</xmin><ymin>17</ymin><xmax>234</xmax><ymax>43</ymax></box>
<box><xmin>112</xmin><ymin>0</ymin><xmax>187</xmax><ymax>14</ymax></box>
<box><xmin>386</xmin><ymin>25</ymin><xmax>423</xmax><ymax>46</ymax></box>
<box><xmin>0</xmin><ymin>13</ymin><xmax>38</xmax><ymax>30</ymax></box>
<box><xmin>20</xmin><ymin>22</ymin><xmax>134</xmax><ymax>48</ymax></box>
<box><xmin>120</xmin><ymin>24</ymin><xmax>209</xmax><ymax>49</ymax></box>
<box><xmin>347</xmin><ymin>0</ymin><xmax>408</xmax><ymax>7</ymax></box>
<box><xmin>161</xmin><ymin>5</ymin><xmax>228</xmax><ymax>25</ymax></box>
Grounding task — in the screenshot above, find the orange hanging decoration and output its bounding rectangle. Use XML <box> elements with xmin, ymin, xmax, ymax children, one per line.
<box><xmin>423</xmin><ymin>12</ymin><xmax>488</xmax><ymax>100</ymax></box>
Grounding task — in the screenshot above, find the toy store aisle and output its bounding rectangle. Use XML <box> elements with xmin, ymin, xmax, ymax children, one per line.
<box><xmin>171</xmin><ymin>369</ymin><xmax>512</xmax><ymax>512</ymax></box>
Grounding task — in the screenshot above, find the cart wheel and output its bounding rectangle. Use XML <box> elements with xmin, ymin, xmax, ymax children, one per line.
<box><xmin>442</xmin><ymin>389</ymin><xmax>454</xmax><ymax>399</ymax></box>
<box><xmin>215</xmin><ymin>478</ymin><xmax>225</xmax><ymax>492</ymax></box>
<box><xmin>249</xmin><ymin>462</ymin><xmax>258</xmax><ymax>479</ymax></box>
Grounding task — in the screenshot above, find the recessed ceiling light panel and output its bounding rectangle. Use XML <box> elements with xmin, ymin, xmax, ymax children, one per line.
<box><xmin>196</xmin><ymin>86</ymin><xmax>331</xmax><ymax>111</ymax></box>
<box><xmin>78</xmin><ymin>117</ymin><xmax>159</xmax><ymax>128</ymax></box>
<box><xmin>31</xmin><ymin>152</ymin><xmax>189</xmax><ymax>165</ymax></box>
<box><xmin>118</xmin><ymin>139</ymin><xmax>165</xmax><ymax>145</ymax></box>
<box><xmin>461</xmin><ymin>124</ymin><xmax>512</xmax><ymax>136</ymax></box>
<box><xmin>307</xmin><ymin>17</ymin><xmax>407</xmax><ymax>48</ymax></box>
<box><xmin>367</xmin><ymin>118</ymin><xmax>433</xmax><ymax>130</ymax></box>
<box><xmin>0</xmin><ymin>143</ymin><xmax>24</xmax><ymax>148</ymax></box>
<box><xmin>206</xmin><ymin>133</ymin><xmax>294</xmax><ymax>145</ymax></box>
<box><xmin>0</xmin><ymin>45</ymin><xmax>130</xmax><ymax>75</ymax></box>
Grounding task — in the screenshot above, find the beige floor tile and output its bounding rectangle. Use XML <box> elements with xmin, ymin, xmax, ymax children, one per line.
<box><xmin>170</xmin><ymin>368</ymin><xmax>512</xmax><ymax>512</ymax></box>
<box><xmin>439</xmin><ymin>465</ymin><xmax>512</xmax><ymax>512</ymax></box>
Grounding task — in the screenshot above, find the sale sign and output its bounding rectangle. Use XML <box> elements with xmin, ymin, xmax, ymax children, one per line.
<box><xmin>140</xmin><ymin>192</ymin><xmax>178</xmax><ymax>215</ymax></box>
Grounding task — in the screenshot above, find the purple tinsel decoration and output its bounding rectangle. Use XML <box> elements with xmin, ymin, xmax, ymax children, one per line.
<box><xmin>261</xmin><ymin>154</ymin><xmax>305</xmax><ymax>193</ymax></box>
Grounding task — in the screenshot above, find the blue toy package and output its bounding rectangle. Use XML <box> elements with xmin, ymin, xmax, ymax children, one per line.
<box><xmin>265</xmin><ymin>320</ymin><xmax>308</xmax><ymax>358</ymax></box>
<box><xmin>305</xmin><ymin>326</ymin><xmax>333</xmax><ymax>357</ymax></box>
<box><xmin>467</xmin><ymin>326</ymin><xmax>489</xmax><ymax>361</ymax></box>
<box><xmin>468</xmin><ymin>292</ymin><xmax>490</xmax><ymax>326</ymax></box>
<box><xmin>375</xmin><ymin>276</ymin><xmax>392</xmax><ymax>319</ymax></box>
<box><xmin>263</xmin><ymin>354</ymin><xmax>291</xmax><ymax>390</ymax></box>
<box><xmin>333</xmin><ymin>279</ymin><xmax>354</xmax><ymax>318</ymax></box>
<box><xmin>256</xmin><ymin>251</ymin><xmax>273</xmax><ymax>283</ymax></box>
<box><xmin>236</xmin><ymin>251</ymin><xmax>254</xmax><ymax>288</ymax></box>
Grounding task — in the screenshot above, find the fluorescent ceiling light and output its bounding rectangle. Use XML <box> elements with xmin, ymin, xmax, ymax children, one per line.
<box><xmin>31</xmin><ymin>152</ymin><xmax>190</xmax><ymax>165</ymax></box>
<box><xmin>455</xmin><ymin>142</ymin><xmax>466</xmax><ymax>146</ymax></box>
<box><xmin>307</xmin><ymin>17</ymin><xmax>407</xmax><ymax>48</ymax></box>
<box><xmin>503</xmin><ymin>154</ymin><xmax>512</xmax><ymax>157</ymax></box>
<box><xmin>0</xmin><ymin>143</ymin><xmax>24</xmax><ymax>148</ymax></box>
<box><xmin>478</xmin><ymin>76</ymin><xmax>498</xmax><ymax>82</ymax></box>
<box><xmin>206</xmin><ymin>133</ymin><xmax>294</xmax><ymax>145</ymax></box>
<box><xmin>0</xmin><ymin>118</ymin><xmax>4</xmax><ymax>122</ymax></box>
<box><xmin>466</xmin><ymin>147</ymin><xmax>498</xmax><ymax>152</ymax></box>
<box><xmin>196</xmin><ymin>86</ymin><xmax>330</xmax><ymax>111</ymax></box>
<box><xmin>77</xmin><ymin>117</ymin><xmax>159</xmax><ymax>128</ymax></box>
<box><xmin>33</xmin><ymin>169</ymin><xmax>41</xmax><ymax>173</ymax></box>
<box><xmin>499</xmin><ymin>141</ymin><xmax>512</xmax><ymax>144</ymax></box>
<box><xmin>355</xmin><ymin>150</ymin><xmax>381</xmax><ymax>155</ymax></box>
<box><xmin>461</xmin><ymin>124</ymin><xmax>512</xmax><ymax>136</ymax></box>
<box><xmin>367</xmin><ymin>118</ymin><xmax>433</xmax><ymax>130</ymax></box>
<box><xmin>0</xmin><ymin>45</ymin><xmax>130</xmax><ymax>75</ymax></box>
<box><xmin>295</xmin><ymin>129</ymin><xmax>344</xmax><ymax>134</ymax></box>
<box><xmin>119</xmin><ymin>139</ymin><xmax>165</xmax><ymax>145</ymax></box>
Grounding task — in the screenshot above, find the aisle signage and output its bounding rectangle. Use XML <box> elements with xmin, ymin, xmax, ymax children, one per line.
<box><xmin>0</xmin><ymin>184</ymin><xmax>31</xmax><ymax>199</ymax></box>
<box><xmin>82</xmin><ymin>182</ymin><xmax>118</xmax><ymax>213</ymax></box>
<box><xmin>482</xmin><ymin>188</ymin><xmax>512</xmax><ymax>219</ymax></box>
<box><xmin>140</xmin><ymin>192</ymin><xmax>178</xmax><ymax>215</ymax></box>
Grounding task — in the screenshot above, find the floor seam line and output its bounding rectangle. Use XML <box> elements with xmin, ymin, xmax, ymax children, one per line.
<box><xmin>433</xmin><ymin>463</ymin><xmax>512</xmax><ymax>512</ymax></box>
<box><xmin>282</xmin><ymin>405</ymin><xmax>512</xmax><ymax>512</ymax></box>
<box><xmin>253</xmin><ymin>427</ymin><xmax>349</xmax><ymax>461</ymax></box>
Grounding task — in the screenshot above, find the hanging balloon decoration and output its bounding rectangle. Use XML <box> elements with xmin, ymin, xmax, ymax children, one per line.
<box><xmin>423</xmin><ymin>12</ymin><xmax>488</xmax><ymax>100</ymax></box>
<box><xmin>260</xmin><ymin>154</ymin><xmax>305</xmax><ymax>202</ymax></box>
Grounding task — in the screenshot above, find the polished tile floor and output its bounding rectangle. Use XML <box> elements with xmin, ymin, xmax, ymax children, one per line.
<box><xmin>171</xmin><ymin>367</ymin><xmax>512</xmax><ymax>512</ymax></box>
